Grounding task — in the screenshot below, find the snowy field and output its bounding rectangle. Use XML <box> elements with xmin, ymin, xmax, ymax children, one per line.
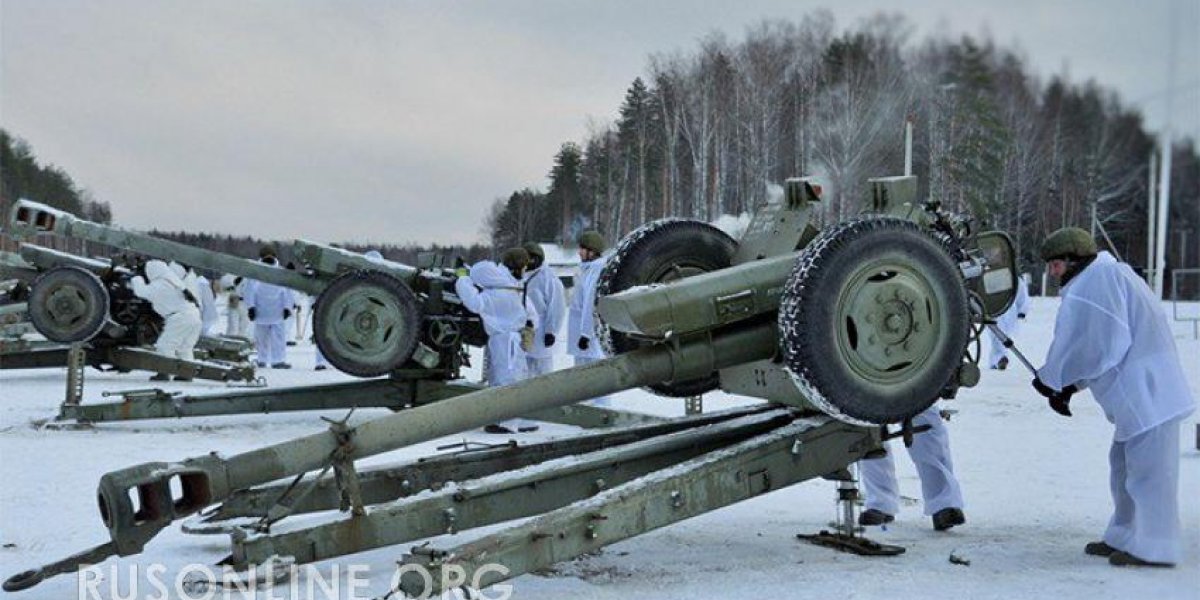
<box><xmin>0</xmin><ymin>296</ymin><xmax>1197</xmax><ymax>599</ymax></box>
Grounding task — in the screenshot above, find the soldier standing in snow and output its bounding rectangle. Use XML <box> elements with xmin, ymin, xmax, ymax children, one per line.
<box><xmin>243</xmin><ymin>247</ymin><xmax>296</xmax><ymax>369</ymax></box>
<box><xmin>856</xmin><ymin>405</ymin><xmax>966</xmax><ymax>531</ymax></box>
<box><xmin>1034</xmin><ymin>227</ymin><xmax>1195</xmax><ymax>568</ymax></box>
<box><xmin>988</xmin><ymin>275</ymin><xmax>1031</xmax><ymax>370</ymax></box>
<box><xmin>567</xmin><ymin>231</ymin><xmax>611</xmax><ymax>407</ymax></box>
<box><xmin>456</xmin><ymin>254</ymin><xmax>539</xmax><ymax>434</ymax></box>
<box><xmin>521</xmin><ymin>242</ymin><xmax>566</xmax><ymax>377</ymax></box>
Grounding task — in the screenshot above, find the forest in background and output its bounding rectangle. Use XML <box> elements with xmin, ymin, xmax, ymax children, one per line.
<box><xmin>0</xmin><ymin>130</ymin><xmax>490</xmax><ymax>268</ymax></box>
<box><xmin>3</xmin><ymin>11</ymin><xmax>1198</xmax><ymax>291</ymax></box>
<box><xmin>485</xmin><ymin>12</ymin><xmax>1199</xmax><ymax>286</ymax></box>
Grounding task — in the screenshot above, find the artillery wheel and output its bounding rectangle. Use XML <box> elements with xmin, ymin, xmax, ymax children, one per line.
<box><xmin>778</xmin><ymin>217</ymin><xmax>969</xmax><ymax>424</ymax></box>
<box><xmin>27</xmin><ymin>266</ymin><xmax>109</xmax><ymax>343</ymax></box>
<box><xmin>596</xmin><ymin>219</ymin><xmax>737</xmax><ymax>397</ymax></box>
<box><xmin>313</xmin><ymin>270</ymin><xmax>421</xmax><ymax>377</ymax></box>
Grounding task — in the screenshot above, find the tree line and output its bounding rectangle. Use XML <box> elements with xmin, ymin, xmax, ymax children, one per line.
<box><xmin>485</xmin><ymin>12</ymin><xmax>1200</xmax><ymax>290</ymax></box>
<box><xmin>0</xmin><ymin>130</ymin><xmax>489</xmax><ymax>271</ymax></box>
<box><xmin>0</xmin><ymin>130</ymin><xmax>114</xmax><ymax>256</ymax></box>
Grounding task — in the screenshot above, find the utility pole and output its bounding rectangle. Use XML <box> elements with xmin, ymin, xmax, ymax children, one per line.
<box><xmin>904</xmin><ymin>118</ymin><xmax>914</xmax><ymax>177</ymax></box>
<box><xmin>1147</xmin><ymin>151</ymin><xmax>1158</xmax><ymax>285</ymax></box>
<box><xmin>1153</xmin><ymin>0</ymin><xmax>1180</xmax><ymax>299</ymax></box>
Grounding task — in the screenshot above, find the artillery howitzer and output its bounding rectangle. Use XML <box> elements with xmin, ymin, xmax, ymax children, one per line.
<box><xmin>3</xmin><ymin>175</ymin><xmax>1018</xmax><ymax>594</ymax></box>
<box><xmin>6</xmin><ymin>199</ymin><xmax>642</xmax><ymax>428</ymax></box>
<box><xmin>0</xmin><ymin>247</ymin><xmax>255</xmax><ymax>382</ymax></box>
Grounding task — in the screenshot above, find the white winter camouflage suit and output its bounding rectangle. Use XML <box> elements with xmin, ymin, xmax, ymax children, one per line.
<box><xmin>170</xmin><ymin>262</ymin><xmax>218</xmax><ymax>337</ymax></box>
<box><xmin>566</xmin><ymin>256</ymin><xmax>611</xmax><ymax>407</ymax></box>
<box><xmin>987</xmin><ymin>275</ymin><xmax>1032</xmax><ymax>368</ymax></box>
<box><xmin>522</xmin><ymin>264</ymin><xmax>566</xmax><ymax>376</ymax></box>
<box><xmin>1038</xmin><ymin>251</ymin><xmax>1195</xmax><ymax>563</ymax></box>
<box><xmin>456</xmin><ymin>261</ymin><xmax>538</xmax><ymax>431</ymax></box>
<box><xmin>242</xmin><ymin>270</ymin><xmax>296</xmax><ymax>366</ymax></box>
<box><xmin>131</xmin><ymin>260</ymin><xmax>202</xmax><ymax>361</ymax></box>
<box><xmin>859</xmin><ymin>403</ymin><xmax>964</xmax><ymax>518</ymax></box>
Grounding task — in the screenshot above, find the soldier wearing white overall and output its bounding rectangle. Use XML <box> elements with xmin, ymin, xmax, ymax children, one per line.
<box><xmin>567</xmin><ymin>231</ymin><xmax>611</xmax><ymax>407</ymax></box>
<box><xmin>988</xmin><ymin>275</ymin><xmax>1031</xmax><ymax>369</ymax></box>
<box><xmin>521</xmin><ymin>242</ymin><xmax>566</xmax><ymax>377</ymax></box>
<box><xmin>243</xmin><ymin>248</ymin><xmax>296</xmax><ymax>369</ymax></box>
<box><xmin>857</xmin><ymin>404</ymin><xmax>966</xmax><ymax>531</ymax></box>
<box><xmin>131</xmin><ymin>260</ymin><xmax>202</xmax><ymax>381</ymax></box>
<box><xmin>1034</xmin><ymin>227</ymin><xmax>1195</xmax><ymax>568</ymax></box>
<box><xmin>456</xmin><ymin>255</ymin><xmax>539</xmax><ymax>434</ymax></box>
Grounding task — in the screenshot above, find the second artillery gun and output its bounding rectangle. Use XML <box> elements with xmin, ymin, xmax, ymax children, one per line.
<box><xmin>6</xmin><ymin>199</ymin><xmax>644</xmax><ymax>428</ymax></box>
<box><xmin>0</xmin><ymin>247</ymin><xmax>255</xmax><ymax>383</ymax></box>
<box><xmin>4</xmin><ymin>175</ymin><xmax>1019</xmax><ymax>595</ymax></box>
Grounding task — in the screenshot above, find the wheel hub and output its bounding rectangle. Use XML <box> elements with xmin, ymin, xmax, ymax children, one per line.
<box><xmin>333</xmin><ymin>293</ymin><xmax>400</xmax><ymax>352</ymax></box>
<box><xmin>48</xmin><ymin>286</ymin><xmax>86</xmax><ymax>324</ymax></box>
<box><xmin>837</xmin><ymin>264</ymin><xmax>940</xmax><ymax>382</ymax></box>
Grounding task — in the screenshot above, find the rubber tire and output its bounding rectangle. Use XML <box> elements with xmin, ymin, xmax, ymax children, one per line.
<box><xmin>313</xmin><ymin>270</ymin><xmax>421</xmax><ymax>377</ymax></box>
<box><xmin>778</xmin><ymin>217</ymin><xmax>969</xmax><ymax>424</ymax></box>
<box><xmin>27</xmin><ymin>266</ymin><xmax>110</xmax><ymax>343</ymax></box>
<box><xmin>596</xmin><ymin>219</ymin><xmax>738</xmax><ymax>397</ymax></box>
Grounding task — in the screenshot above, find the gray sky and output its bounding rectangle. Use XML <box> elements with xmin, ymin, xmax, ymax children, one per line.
<box><xmin>2</xmin><ymin>1</ymin><xmax>1197</xmax><ymax>246</ymax></box>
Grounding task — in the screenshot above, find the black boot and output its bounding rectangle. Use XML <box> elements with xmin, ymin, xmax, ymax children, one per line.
<box><xmin>858</xmin><ymin>509</ymin><xmax>895</xmax><ymax>526</ymax></box>
<box><xmin>932</xmin><ymin>507</ymin><xmax>965</xmax><ymax>531</ymax></box>
<box><xmin>1108</xmin><ymin>551</ymin><xmax>1174</xmax><ymax>568</ymax></box>
<box><xmin>1085</xmin><ymin>541</ymin><xmax>1117</xmax><ymax>557</ymax></box>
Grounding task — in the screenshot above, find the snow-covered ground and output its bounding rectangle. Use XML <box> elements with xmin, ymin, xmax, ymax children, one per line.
<box><xmin>1</xmin><ymin>297</ymin><xmax>1197</xmax><ymax>599</ymax></box>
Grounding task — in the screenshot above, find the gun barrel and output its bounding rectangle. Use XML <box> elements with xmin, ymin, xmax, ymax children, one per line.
<box><xmin>292</xmin><ymin>239</ymin><xmax>418</xmax><ymax>282</ymax></box>
<box><xmin>9</xmin><ymin>199</ymin><xmax>325</xmax><ymax>295</ymax></box>
<box><xmin>598</xmin><ymin>252</ymin><xmax>797</xmax><ymax>339</ymax></box>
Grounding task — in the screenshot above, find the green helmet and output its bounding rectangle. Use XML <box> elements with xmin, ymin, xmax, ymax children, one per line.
<box><xmin>501</xmin><ymin>247</ymin><xmax>530</xmax><ymax>273</ymax></box>
<box><xmin>258</xmin><ymin>245</ymin><xmax>278</xmax><ymax>260</ymax></box>
<box><xmin>1040</xmin><ymin>227</ymin><xmax>1097</xmax><ymax>261</ymax></box>
<box><xmin>522</xmin><ymin>242</ymin><xmax>545</xmax><ymax>260</ymax></box>
<box><xmin>578</xmin><ymin>230</ymin><xmax>606</xmax><ymax>254</ymax></box>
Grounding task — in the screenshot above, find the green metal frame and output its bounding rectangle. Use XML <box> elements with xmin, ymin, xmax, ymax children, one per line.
<box><xmin>397</xmin><ymin>415</ymin><xmax>878</xmax><ymax>596</ymax></box>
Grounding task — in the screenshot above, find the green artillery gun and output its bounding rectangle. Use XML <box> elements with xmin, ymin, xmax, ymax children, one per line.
<box><xmin>0</xmin><ymin>248</ymin><xmax>255</xmax><ymax>381</ymax></box>
<box><xmin>8</xmin><ymin>201</ymin><xmax>640</xmax><ymax>426</ymax></box>
<box><xmin>2</xmin><ymin>175</ymin><xmax>1017</xmax><ymax>594</ymax></box>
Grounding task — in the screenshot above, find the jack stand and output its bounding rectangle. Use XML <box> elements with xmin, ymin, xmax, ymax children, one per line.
<box><xmin>64</xmin><ymin>343</ymin><xmax>86</xmax><ymax>407</ymax></box>
<box><xmin>797</xmin><ymin>466</ymin><xmax>905</xmax><ymax>556</ymax></box>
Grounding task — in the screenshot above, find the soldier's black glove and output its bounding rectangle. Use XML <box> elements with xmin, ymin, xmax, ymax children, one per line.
<box><xmin>1048</xmin><ymin>394</ymin><xmax>1071</xmax><ymax>417</ymax></box>
<box><xmin>544</xmin><ymin>333</ymin><xmax>555</xmax><ymax>347</ymax></box>
<box><xmin>577</xmin><ymin>336</ymin><xmax>589</xmax><ymax>351</ymax></box>
<box><xmin>283</xmin><ymin>308</ymin><xmax>292</xmax><ymax>320</ymax></box>
<box><xmin>248</xmin><ymin>307</ymin><xmax>257</xmax><ymax>321</ymax></box>
<box><xmin>1034</xmin><ymin>378</ymin><xmax>1078</xmax><ymax>417</ymax></box>
<box><xmin>182</xmin><ymin>290</ymin><xmax>199</xmax><ymax>307</ymax></box>
<box><xmin>1048</xmin><ymin>384</ymin><xmax>1079</xmax><ymax>417</ymax></box>
<box><xmin>1018</xmin><ymin>313</ymin><xmax>1026</xmax><ymax>320</ymax></box>
<box><xmin>233</xmin><ymin>276</ymin><xmax>243</xmax><ymax>286</ymax></box>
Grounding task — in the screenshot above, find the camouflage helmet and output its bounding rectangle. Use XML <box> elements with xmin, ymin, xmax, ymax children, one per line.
<box><xmin>577</xmin><ymin>230</ymin><xmax>606</xmax><ymax>254</ymax></box>
<box><xmin>1040</xmin><ymin>227</ymin><xmax>1097</xmax><ymax>261</ymax></box>
<box><xmin>258</xmin><ymin>245</ymin><xmax>278</xmax><ymax>259</ymax></box>
<box><xmin>500</xmin><ymin>247</ymin><xmax>530</xmax><ymax>273</ymax></box>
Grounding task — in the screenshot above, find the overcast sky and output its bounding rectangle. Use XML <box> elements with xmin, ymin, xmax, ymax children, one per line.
<box><xmin>2</xmin><ymin>1</ymin><xmax>1197</xmax><ymax>246</ymax></box>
